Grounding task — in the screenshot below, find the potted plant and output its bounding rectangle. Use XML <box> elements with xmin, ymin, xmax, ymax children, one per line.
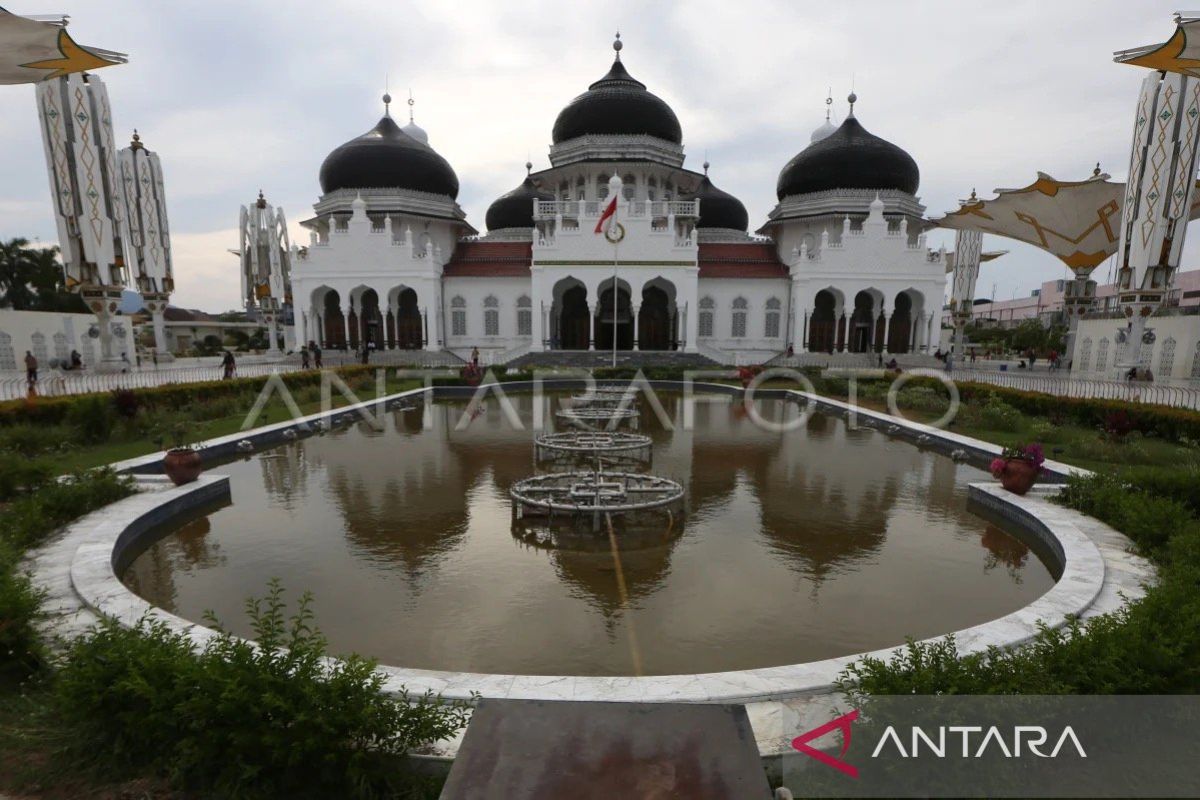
<box><xmin>736</xmin><ymin>364</ymin><xmax>763</xmax><ymax>389</ymax></box>
<box><xmin>989</xmin><ymin>442</ymin><xmax>1045</xmax><ymax>495</ymax></box>
<box><xmin>461</xmin><ymin>363</ymin><xmax>483</xmax><ymax>387</ymax></box>
<box><xmin>158</xmin><ymin>422</ymin><xmax>203</xmax><ymax>486</ymax></box>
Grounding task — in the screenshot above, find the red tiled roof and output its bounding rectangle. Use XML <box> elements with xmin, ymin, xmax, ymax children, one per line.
<box><xmin>443</xmin><ymin>240</ymin><xmax>532</xmax><ymax>277</ymax></box>
<box><xmin>697</xmin><ymin>242</ymin><xmax>788</xmax><ymax>279</ymax></box>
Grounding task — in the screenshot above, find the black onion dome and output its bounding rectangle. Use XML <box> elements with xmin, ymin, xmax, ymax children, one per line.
<box><xmin>319</xmin><ymin>115</ymin><xmax>459</xmax><ymax>198</ymax></box>
<box><xmin>689</xmin><ymin>174</ymin><xmax>749</xmax><ymax>231</ymax></box>
<box><xmin>552</xmin><ymin>58</ymin><xmax>682</xmax><ymax>144</ymax></box>
<box><xmin>776</xmin><ymin>115</ymin><xmax>919</xmax><ymax>200</ymax></box>
<box><xmin>486</xmin><ymin>173</ymin><xmax>553</xmax><ymax>230</ymax></box>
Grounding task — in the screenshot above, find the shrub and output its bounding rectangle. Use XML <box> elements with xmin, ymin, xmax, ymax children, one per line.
<box><xmin>111</xmin><ymin>388</ymin><xmax>139</xmax><ymax>419</ymax></box>
<box><xmin>0</xmin><ymin>422</ymin><xmax>74</xmax><ymax>457</ymax></box>
<box><xmin>53</xmin><ymin>581</ymin><xmax>471</xmax><ymax>798</ymax></box>
<box><xmin>977</xmin><ymin>397</ymin><xmax>1022</xmax><ymax>432</ymax></box>
<box><xmin>64</xmin><ymin>394</ymin><xmax>115</xmax><ymax>444</ymax></box>
<box><xmin>0</xmin><ymin>458</ymin><xmax>54</xmax><ymax>502</ymax></box>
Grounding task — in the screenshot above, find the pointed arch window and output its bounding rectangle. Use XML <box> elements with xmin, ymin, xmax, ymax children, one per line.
<box><xmin>731</xmin><ymin>297</ymin><xmax>749</xmax><ymax>339</ymax></box>
<box><xmin>484</xmin><ymin>295</ymin><xmax>500</xmax><ymax>337</ymax></box>
<box><xmin>451</xmin><ymin>296</ymin><xmax>467</xmax><ymax>337</ymax></box>
<box><xmin>516</xmin><ymin>295</ymin><xmax>532</xmax><ymax>336</ymax></box>
<box><xmin>698</xmin><ymin>297</ymin><xmax>715</xmax><ymax>338</ymax></box>
<box><xmin>764</xmin><ymin>297</ymin><xmax>782</xmax><ymax>339</ymax></box>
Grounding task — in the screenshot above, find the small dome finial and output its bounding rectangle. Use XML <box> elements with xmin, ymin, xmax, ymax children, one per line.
<box><xmin>613</xmin><ymin>31</ymin><xmax>622</xmax><ymax>60</ymax></box>
<box><xmin>969</xmin><ymin>187</ymin><xmax>977</xmax><ymax>201</ymax></box>
<box><xmin>825</xmin><ymin>88</ymin><xmax>833</xmax><ymax>121</ymax></box>
<box><xmin>256</xmin><ymin>189</ymin><xmax>267</xmax><ymax>209</ymax></box>
<box><xmin>408</xmin><ymin>89</ymin><xmax>415</xmax><ymax>123</ymax></box>
<box><xmin>525</xmin><ymin>160</ymin><xmax>533</xmax><ymax>175</ymax></box>
<box><xmin>703</xmin><ymin>159</ymin><xmax>710</xmax><ymax>175</ymax></box>
<box><xmin>1093</xmin><ymin>161</ymin><xmax>1101</xmax><ymax>176</ymax></box>
<box><xmin>847</xmin><ymin>91</ymin><xmax>857</xmax><ymax>117</ymax></box>
<box><xmin>130</xmin><ymin>128</ymin><xmax>142</xmax><ymax>149</ymax></box>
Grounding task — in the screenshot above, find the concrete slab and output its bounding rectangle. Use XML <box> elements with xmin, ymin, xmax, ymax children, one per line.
<box><xmin>438</xmin><ymin>700</ymin><xmax>772</xmax><ymax>800</ymax></box>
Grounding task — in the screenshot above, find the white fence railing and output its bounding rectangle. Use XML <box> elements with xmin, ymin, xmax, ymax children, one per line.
<box><xmin>0</xmin><ymin>350</ymin><xmax>465</xmax><ymax>402</ymax></box>
<box><xmin>948</xmin><ymin>369</ymin><xmax>1200</xmax><ymax>410</ymax></box>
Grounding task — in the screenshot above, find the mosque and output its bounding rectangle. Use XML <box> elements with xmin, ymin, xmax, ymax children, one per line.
<box><xmin>288</xmin><ymin>36</ymin><xmax>948</xmax><ymax>362</ymax></box>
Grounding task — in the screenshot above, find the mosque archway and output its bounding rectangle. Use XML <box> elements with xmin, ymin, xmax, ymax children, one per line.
<box><xmin>888</xmin><ymin>291</ymin><xmax>914</xmax><ymax>354</ymax></box>
<box><xmin>391</xmin><ymin>287</ymin><xmax>422</xmax><ymax>349</ymax></box>
<box><xmin>552</xmin><ymin>278</ymin><xmax>590</xmax><ymax>350</ymax></box>
<box><xmin>849</xmin><ymin>291</ymin><xmax>877</xmax><ymax>353</ymax></box>
<box><xmin>809</xmin><ymin>289</ymin><xmax>838</xmax><ymax>353</ymax></box>
<box><xmin>638</xmin><ymin>279</ymin><xmax>676</xmax><ymax>351</ymax></box>
<box><xmin>358</xmin><ymin>289</ymin><xmax>383</xmax><ymax>350</ymax></box>
<box><xmin>597</xmin><ymin>278</ymin><xmax>634</xmax><ymax>351</ymax></box>
<box><xmin>322</xmin><ymin>289</ymin><xmax>346</xmax><ymax>349</ymax></box>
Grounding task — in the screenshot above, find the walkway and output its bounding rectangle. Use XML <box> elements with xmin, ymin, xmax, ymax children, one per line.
<box><xmin>0</xmin><ymin>350</ymin><xmax>463</xmax><ymax>402</ymax></box>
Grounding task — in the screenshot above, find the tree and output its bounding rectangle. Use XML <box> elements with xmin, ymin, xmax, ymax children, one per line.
<box><xmin>0</xmin><ymin>238</ymin><xmax>86</xmax><ymax>312</ymax></box>
<box><xmin>0</xmin><ymin>237</ymin><xmax>38</xmax><ymax>310</ymax></box>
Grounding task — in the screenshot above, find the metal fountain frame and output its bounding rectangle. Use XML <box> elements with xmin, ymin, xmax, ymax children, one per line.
<box><xmin>534</xmin><ymin>430</ymin><xmax>653</xmax><ymax>464</ymax></box>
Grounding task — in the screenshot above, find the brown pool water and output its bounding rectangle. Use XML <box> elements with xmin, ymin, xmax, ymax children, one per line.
<box><xmin>122</xmin><ymin>393</ymin><xmax>1054</xmax><ymax>677</ymax></box>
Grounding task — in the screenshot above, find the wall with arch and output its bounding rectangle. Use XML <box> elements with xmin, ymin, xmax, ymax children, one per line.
<box><xmin>0</xmin><ymin>309</ymin><xmax>127</xmax><ymax>371</ymax></box>
<box><xmin>1071</xmin><ymin>313</ymin><xmax>1200</xmax><ymax>381</ymax></box>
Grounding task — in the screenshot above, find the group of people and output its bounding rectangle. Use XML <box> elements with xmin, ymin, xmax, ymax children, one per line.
<box><xmin>299</xmin><ymin>341</ymin><xmax>324</xmax><ymax>369</ymax></box>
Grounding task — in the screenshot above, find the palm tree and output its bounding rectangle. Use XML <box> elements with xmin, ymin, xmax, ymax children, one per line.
<box><xmin>0</xmin><ymin>238</ymin><xmax>83</xmax><ymax>312</ymax></box>
<box><xmin>0</xmin><ymin>237</ymin><xmax>37</xmax><ymax>310</ymax></box>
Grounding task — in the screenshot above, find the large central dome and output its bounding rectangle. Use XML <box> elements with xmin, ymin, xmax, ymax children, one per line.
<box><xmin>552</xmin><ymin>36</ymin><xmax>682</xmax><ymax>144</ymax></box>
<box><xmin>319</xmin><ymin>100</ymin><xmax>459</xmax><ymax>198</ymax></box>
<box><xmin>776</xmin><ymin>97</ymin><xmax>919</xmax><ymax>200</ymax></box>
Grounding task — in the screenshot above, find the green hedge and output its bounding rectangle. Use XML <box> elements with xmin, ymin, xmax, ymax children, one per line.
<box><xmin>838</xmin><ymin>471</ymin><xmax>1200</xmax><ymax>696</ymax></box>
<box><xmin>0</xmin><ymin>469</ymin><xmax>136</xmax><ymax>680</ymax></box>
<box><xmin>0</xmin><ymin>365</ymin><xmax>381</xmax><ymax>429</ymax></box>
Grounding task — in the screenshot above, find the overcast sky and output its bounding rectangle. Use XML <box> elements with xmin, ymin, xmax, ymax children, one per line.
<box><xmin>0</xmin><ymin>1</ymin><xmax>1190</xmax><ymax>312</ymax></box>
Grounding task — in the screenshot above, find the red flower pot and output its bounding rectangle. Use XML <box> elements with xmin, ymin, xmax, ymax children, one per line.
<box><xmin>998</xmin><ymin>458</ymin><xmax>1039</xmax><ymax>495</ymax></box>
<box><xmin>163</xmin><ymin>448</ymin><xmax>203</xmax><ymax>486</ymax></box>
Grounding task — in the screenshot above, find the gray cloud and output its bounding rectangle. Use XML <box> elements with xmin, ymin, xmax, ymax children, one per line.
<box><xmin>0</xmin><ymin>0</ymin><xmax>1186</xmax><ymax>311</ymax></box>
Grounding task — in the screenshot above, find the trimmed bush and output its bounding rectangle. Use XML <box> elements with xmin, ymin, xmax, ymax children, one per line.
<box><xmin>53</xmin><ymin>581</ymin><xmax>470</xmax><ymax>798</ymax></box>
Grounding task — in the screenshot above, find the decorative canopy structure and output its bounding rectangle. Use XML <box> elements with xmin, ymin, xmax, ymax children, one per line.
<box><xmin>1111</xmin><ymin>13</ymin><xmax>1200</xmax><ymax>370</ymax></box>
<box><xmin>119</xmin><ymin>131</ymin><xmax>174</xmax><ymax>356</ymax></box>
<box><xmin>934</xmin><ymin>171</ymin><xmax>1124</xmax><ymax>273</ymax></box>
<box><xmin>0</xmin><ymin>9</ymin><xmax>125</xmax><ymax>85</ymax></box>
<box><xmin>238</xmin><ymin>191</ymin><xmax>293</xmax><ymax>353</ymax></box>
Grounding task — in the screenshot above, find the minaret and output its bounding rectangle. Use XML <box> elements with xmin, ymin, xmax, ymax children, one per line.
<box><xmin>948</xmin><ymin>193</ymin><xmax>983</xmax><ymax>357</ymax></box>
<box><xmin>35</xmin><ymin>71</ymin><xmax>130</xmax><ymax>368</ymax></box>
<box><xmin>238</xmin><ymin>190</ymin><xmax>292</xmax><ymax>354</ymax></box>
<box><xmin>118</xmin><ymin>129</ymin><xmax>174</xmax><ymax>360</ymax></box>
<box><xmin>1113</xmin><ymin>15</ymin><xmax>1200</xmax><ymax>374</ymax></box>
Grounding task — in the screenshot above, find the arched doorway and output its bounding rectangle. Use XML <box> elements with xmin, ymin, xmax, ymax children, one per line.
<box><xmin>394</xmin><ymin>288</ymin><xmax>422</xmax><ymax>349</ymax></box>
<box><xmin>597</xmin><ymin>282</ymin><xmax>633</xmax><ymax>350</ymax></box>
<box><xmin>557</xmin><ymin>286</ymin><xmax>590</xmax><ymax>349</ymax></box>
<box><xmin>809</xmin><ymin>290</ymin><xmax>837</xmax><ymax>353</ymax></box>
<box><xmin>849</xmin><ymin>291</ymin><xmax>875</xmax><ymax>353</ymax></box>
<box><xmin>359</xmin><ymin>289</ymin><xmax>383</xmax><ymax>350</ymax></box>
<box><xmin>322</xmin><ymin>290</ymin><xmax>346</xmax><ymax>349</ymax></box>
<box><xmin>638</xmin><ymin>283</ymin><xmax>674</xmax><ymax>351</ymax></box>
<box><xmin>888</xmin><ymin>292</ymin><xmax>913</xmax><ymax>354</ymax></box>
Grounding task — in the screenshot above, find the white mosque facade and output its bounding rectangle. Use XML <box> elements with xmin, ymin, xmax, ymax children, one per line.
<box><xmin>288</xmin><ymin>38</ymin><xmax>948</xmax><ymax>362</ymax></box>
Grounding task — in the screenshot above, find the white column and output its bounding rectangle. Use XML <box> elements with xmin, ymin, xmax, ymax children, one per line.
<box><xmin>631</xmin><ymin>303</ymin><xmax>641</xmax><ymax>350</ymax></box>
<box><xmin>151</xmin><ymin>310</ymin><xmax>168</xmax><ymax>356</ymax></box>
<box><xmin>341</xmin><ymin>303</ymin><xmax>352</xmax><ymax>349</ymax></box>
<box><xmin>881</xmin><ymin>311</ymin><xmax>892</xmax><ymax>353</ymax></box>
<box><xmin>588</xmin><ymin>302</ymin><xmax>597</xmax><ymax>350</ymax></box>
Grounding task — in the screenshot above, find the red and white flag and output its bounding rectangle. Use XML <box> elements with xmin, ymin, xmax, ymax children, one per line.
<box><xmin>594</xmin><ymin>195</ymin><xmax>618</xmax><ymax>235</ymax></box>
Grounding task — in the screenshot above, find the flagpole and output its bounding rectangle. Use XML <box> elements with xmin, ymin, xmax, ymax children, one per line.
<box><xmin>612</xmin><ymin>231</ymin><xmax>618</xmax><ymax>369</ymax></box>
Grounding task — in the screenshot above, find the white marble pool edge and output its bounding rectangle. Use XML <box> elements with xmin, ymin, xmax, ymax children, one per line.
<box><xmin>22</xmin><ymin>378</ymin><xmax>1157</xmax><ymax>760</ymax></box>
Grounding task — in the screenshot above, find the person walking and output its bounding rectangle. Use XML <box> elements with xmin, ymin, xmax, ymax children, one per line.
<box><xmin>301</xmin><ymin>346</ymin><xmax>311</xmax><ymax>369</ymax></box>
<box><xmin>471</xmin><ymin>346</ymin><xmax>480</xmax><ymax>368</ymax></box>
<box><xmin>24</xmin><ymin>350</ymin><xmax>37</xmax><ymax>388</ymax></box>
<box><xmin>312</xmin><ymin>342</ymin><xmax>323</xmax><ymax>369</ymax></box>
<box><xmin>221</xmin><ymin>350</ymin><xmax>236</xmax><ymax>380</ymax></box>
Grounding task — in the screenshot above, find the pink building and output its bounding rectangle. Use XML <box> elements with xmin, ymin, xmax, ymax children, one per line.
<box><xmin>943</xmin><ymin>269</ymin><xmax>1200</xmax><ymax>329</ymax></box>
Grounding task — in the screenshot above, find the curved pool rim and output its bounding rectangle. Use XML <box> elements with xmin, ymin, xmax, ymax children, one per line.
<box><xmin>67</xmin><ymin>380</ymin><xmax>1117</xmax><ymax>704</ymax></box>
